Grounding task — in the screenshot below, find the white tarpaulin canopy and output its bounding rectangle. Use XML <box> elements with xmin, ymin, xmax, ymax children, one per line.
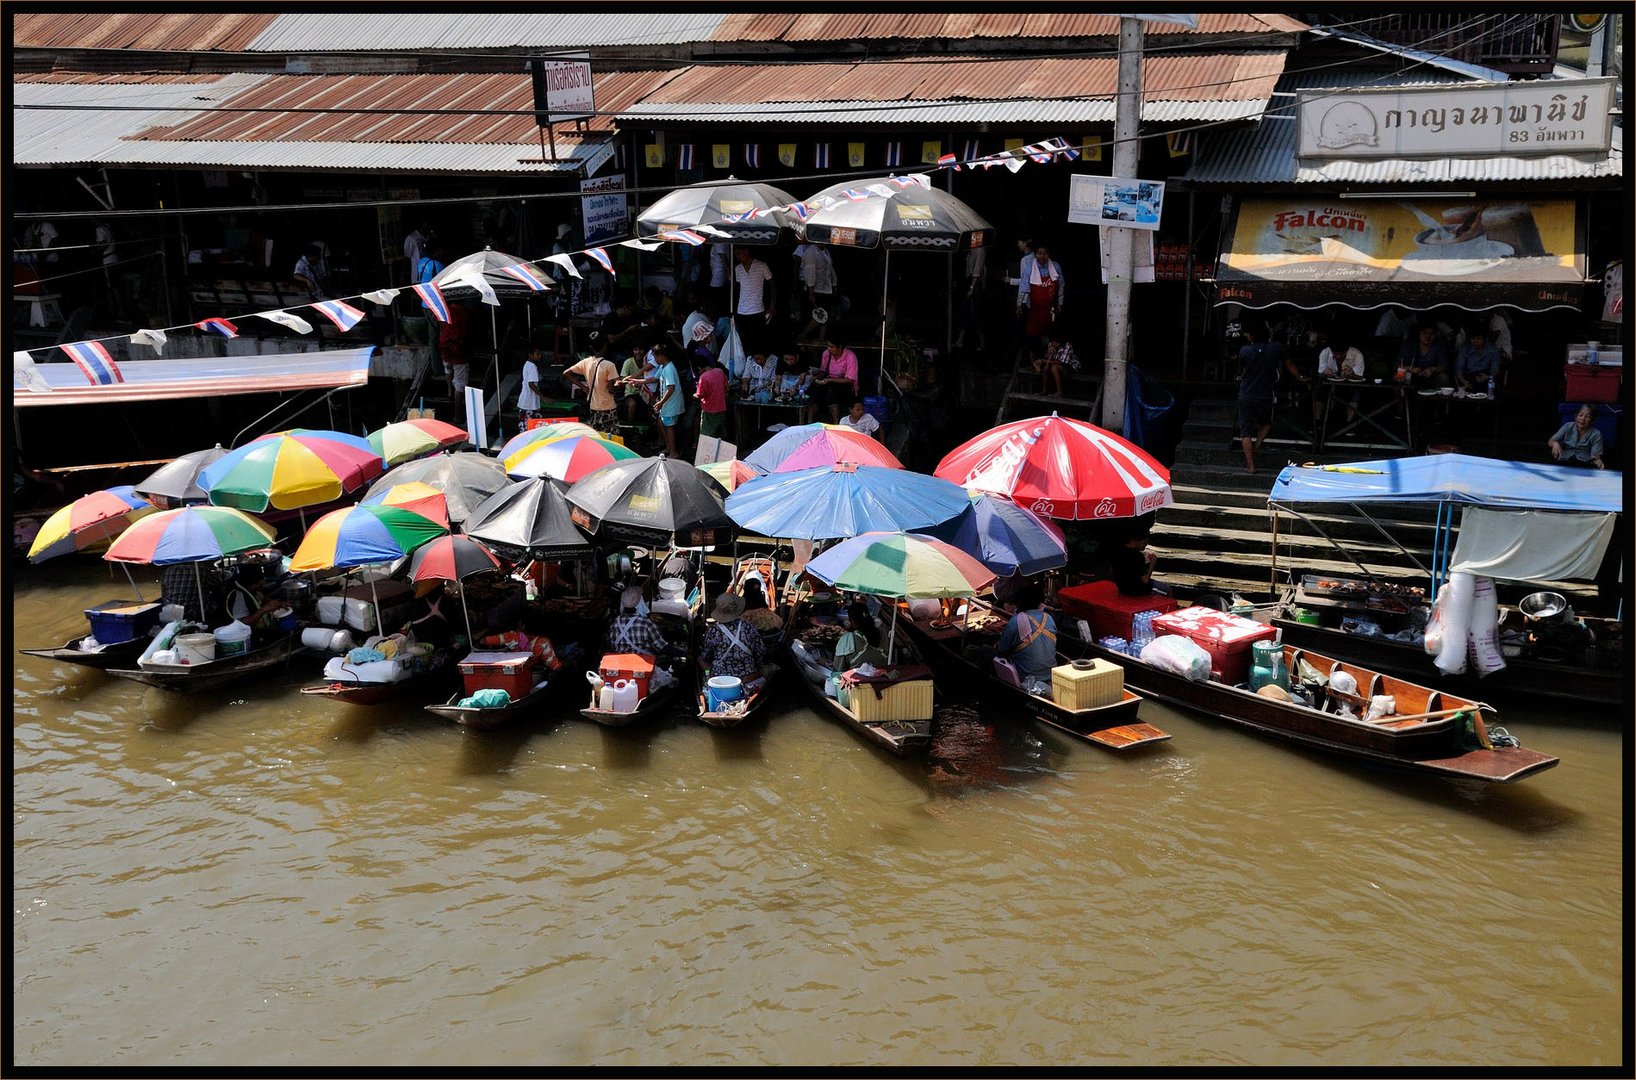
<box><xmin>13</xmin><ymin>346</ymin><xmax>375</xmax><ymax>406</ymax></box>
<box><xmin>1448</xmin><ymin>507</ymin><xmax>1616</xmax><ymax>582</ymax></box>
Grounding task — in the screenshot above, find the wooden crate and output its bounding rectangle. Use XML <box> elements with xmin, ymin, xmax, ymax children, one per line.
<box><xmin>1052</xmin><ymin>659</ymin><xmax>1124</xmax><ymax>710</ymax></box>
<box><xmin>849</xmin><ymin>678</ymin><xmax>934</xmax><ymax>722</ymax></box>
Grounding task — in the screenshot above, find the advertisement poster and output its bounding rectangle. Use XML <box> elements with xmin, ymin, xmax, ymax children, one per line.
<box><xmin>1068</xmin><ymin>175</ymin><xmax>1165</xmax><ymax>231</ymax></box>
<box><xmin>580</xmin><ymin>173</ymin><xmax>628</xmax><ymax>247</ymax></box>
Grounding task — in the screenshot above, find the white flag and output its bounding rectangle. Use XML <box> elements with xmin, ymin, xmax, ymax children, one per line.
<box><xmin>257</xmin><ymin>310</ymin><xmax>314</xmax><ymax>334</ymax></box>
<box><xmin>361</xmin><ymin>288</ymin><xmax>400</xmax><ymax>305</ymax></box>
<box><xmin>694</xmin><ymin>224</ymin><xmax>733</xmax><ymax>238</ymax></box>
<box><xmin>452</xmin><ymin>272</ymin><xmax>499</xmax><ymax>307</ymax></box>
<box><xmin>129</xmin><ymin>328</ymin><xmax>168</xmax><ymax>352</ymax></box>
<box><xmin>620</xmin><ymin>239</ymin><xmax>663</xmax><ymax>252</ymax></box>
<box><xmin>13</xmin><ymin>351</ymin><xmax>55</xmax><ymax>393</ymax></box>
<box><xmin>546</xmin><ymin>253</ymin><xmax>582</xmax><ymax>280</ymax></box>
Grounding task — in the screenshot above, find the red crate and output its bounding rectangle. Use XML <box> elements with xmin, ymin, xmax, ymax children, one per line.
<box><xmin>1056</xmin><ymin>580</ymin><xmax>1174</xmax><ymax>640</ymax></box>
<box><xmin>1564</xmin><ymin>364</ymin><xmax>1621</xmax><ymax>404</ymax></box>
<box><xmin>600</xmin><ymin>653</ymin><xmax>655</xmax><ymax>700</ymax></box>
<box><xmin>1151</xmin><ymin>606</ymin><xmax>1276</xmax><ymax>685</ymax></box>
<box><xmin>459</xmin><ymin>651</ymin><xmax>536</xmax><ymax>699</ymax></box>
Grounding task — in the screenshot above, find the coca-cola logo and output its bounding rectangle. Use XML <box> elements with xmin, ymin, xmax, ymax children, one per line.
<box><xmin>1137</xmin><ymin>489</ymin><xmax>1169</xmax><ymax>514</ymax></box>
<box><xmin>1029</xmin><ymin>498</ymin><xmax>1055</xmax><ymax>516</ymax></box>
<box><xmin>1091</xmin><ymin>497</ymin><xmax>1119</xmax><ymax>518</ymax></box>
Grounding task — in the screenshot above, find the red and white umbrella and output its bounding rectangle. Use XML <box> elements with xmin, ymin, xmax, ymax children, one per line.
<box><xmin>933</xmin><ymin>413</ymin><xmax>1172</xmax><ymax>521</ymax></box>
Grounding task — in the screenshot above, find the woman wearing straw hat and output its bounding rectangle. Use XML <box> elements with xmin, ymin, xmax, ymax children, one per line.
<box><xmin>697</xmin><ymin>591</ymin><xmax>767</xmax><ymax>692</ymax></box>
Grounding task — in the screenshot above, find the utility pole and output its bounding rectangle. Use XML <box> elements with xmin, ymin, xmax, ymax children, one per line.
<box><xmin>1101</xmin><ymin>15</ymin><xmax>1143</xmax><ymax>432</ymax></box>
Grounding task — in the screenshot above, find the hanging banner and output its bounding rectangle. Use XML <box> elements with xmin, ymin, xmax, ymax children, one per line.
<box><xmin>921</xmin><ymin>140</ymin><xmax>942</xmax><ymax>164</ymax></box>
<box><xmin>1068</xmin><ymin>175</ymin><xmax>1165</xmax><ymax>230</ymax></box>
<box><xmin>712</xmin><ymin>144</ymin><xmax>730</xmax><ymax>169</ymax></box>
<box><xmin>1082</xmin><ymin>136</ymin><xmax>1104</xmax><ymax>162</ymax></box>
<box><xmin>529</xmin><ymin>56</ymin><xmax>595</xmax><ymax>126</ymax></box>
<box><xmin>644</xmin><ymin>144</ymin><xmax>664</xmax><ymax>168</ymax></box>
<box><xmin>1098</xmin><ymin>228</ymin><xmax>1155</xmax><ymax>284</ymax></box>
<box><xmin>580</xmin><ymin>173</ymin><xmax>627</xmax><ymax>246</ymax></box>
<box><xmin>778</xmin><ymin>144</ymin><xmax>796</xmax><ymax>167</ymax></box>
<box><xmin>848</xmin><ymin>142</ymin><xmax>865</xmax><ymax>167</ymax></box>
<box><xmin>465</xmin><ymin>386</ymin><xmax>488</xmax><ymax>450</ymax></box>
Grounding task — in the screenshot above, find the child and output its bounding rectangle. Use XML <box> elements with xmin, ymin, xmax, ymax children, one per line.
<box><xmin>1034</xmin><ymin>331</ymin><xmax>1080</xmax><ymax>398</ymax></box>
<box><xmin>838</xmin><ymin>399</ymin><xmax>881</xmax><ymax>440</ymax></box>
<box><xmin>516</xmin><ymin>346</ymin><xmax>545</xmax><ymax>428</ymax></box>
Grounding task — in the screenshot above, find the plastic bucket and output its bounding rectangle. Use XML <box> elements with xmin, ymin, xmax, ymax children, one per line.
<box><xmin>213</xmin><ymin>622</ymin><xmax>252</xmax><ymax>658</ymax></box>
<box><xmin>175</xmin><ymin>633</ymin><xmax>217</xmax><ymax>665</ymax></box>
<box><xmin>863</xmin><ymin>395</ymin><xmax>889</xmax><ymax>428</ymax></box>
<box><xmin>1293</xmin><ymin>607</ymin><xmax>1321</xmax><ymax>625</ymax></box>
<box><xmin>706</xmin><ymin>675</ymin><xmax>744</xmax><ymax>712</ymax></box>
<box><xmin>273</xmin><ymin>607</ymin><xmax>296</xmax><ymax>632</ymax></box>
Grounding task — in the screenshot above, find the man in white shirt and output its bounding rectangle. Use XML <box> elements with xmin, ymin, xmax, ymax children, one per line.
<box><xmin>732</xmin><ymin>248</ymin><xmax>776</xmax><ymax>357</ymax></box>
<box><xmin>517</xmin><ymin>347</ymin><xmax>545</xmax><ymax>426</ymax></box>
<box><xmin>800</xmin><ymin>243</ymin><xmax>840</xmax><ymax>338</ymax></box>
<box><xmin>838</xmin><ymin>399</ymin><xmax>881</xmax><ymax>440</ymax></box>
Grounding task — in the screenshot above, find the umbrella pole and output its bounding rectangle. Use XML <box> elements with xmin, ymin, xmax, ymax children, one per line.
<box><xmin>370</xmin><ymin>576</ymin><xmax>382</xmax><ymax>638</ymax></box>
<box><xmin>461</xmin><ymin>588</ymin><xmax>475</xmax><ymax>647</ymax></box>
<box><xmin>194</xmin><ymin>561</ymin><xmax>205</xmax><ymax>625</ymax></box>
<box><xmin>104</xmin><ymin>521</ymin><xmax>143</xmax><ymax>601</ymax></box>
<box><xmin>489</xmin><ymin>305</ymin><xmax>499</xmax><ymax>394</ymax></box>
<box><xmin>879</xmin><ymin>248</ymin><xmax>890</xmax><ymax>395</ymax></box>
<box><xmin>887</xmin><ymin>601</ymin><xmax>898</xmax><ymax>665</ymax></box>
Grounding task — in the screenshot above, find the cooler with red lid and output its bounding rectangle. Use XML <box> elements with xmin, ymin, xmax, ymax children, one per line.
<box><xmin>599</xmin><ymin>653</ymin><xmax>655</xmax><ymax>701</ymax></box>
<box><xmin>1150</xmin><ymin>606</ymin><xmax>1276</xmax><ymax>685</ymax></box>
<box><xmin>1055</xmin><ymin>580</ymin><xmax>1174</xmax><ymax>640</ymax></box>
<box><xmin>459</xmin><ymin>651</ymin><xmax>537</xmax><ymax>698</ymax></box>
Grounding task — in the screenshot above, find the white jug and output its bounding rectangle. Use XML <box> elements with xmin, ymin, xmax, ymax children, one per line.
<box><xmin>611</xmin><ymin>678</ymin><xmax>639</xmax><ymax>712</ymax></box>
<box><xmin>598</xmin><ymin>683</ymin><xmax>616</xmax><ymax>710</ymax></box>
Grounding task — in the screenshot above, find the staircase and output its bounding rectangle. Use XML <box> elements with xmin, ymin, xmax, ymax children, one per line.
<box><xmin>1148</xmin><ymin>395</ymin><xmax>1604</xmax><ymax>611</ymax></box>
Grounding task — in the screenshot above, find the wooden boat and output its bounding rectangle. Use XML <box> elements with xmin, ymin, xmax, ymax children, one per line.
<box><xmin>696</xmin><ymin>665</ymin><xmax>780</xmax><ymax>729</ymax></box>
<box><xmin>1054</xmin><ymin>621</ymin><xmax>1559</xmax><ymax>784</ymax></box>
<box><xmin>903</xmin><ymin>602</ymin><xmax>1169</xmax><ymax>752</ymax></box>
<box><xmin>785</xmin><ymin>600</ymin><xmax>935</xmax><ymax>757</ymax></box>
<box><xmin>19</xmin><ymin>634</ymin><xmax>151</xmax><ymax>671</ymax></box>
<box><xmin>298</xmin><ymin>652</ymin><xmax>462</xmax><ymax>706</ymax></box>
<box><xmin>105</xmin><ymin>634</ymin><xmax>306</xmax><ymax>694</ymax></box>
<box><xmin>1271</xmin><ymin>603</ymin><xmax>1624</xmax><ymax>713</ymax></box>
<box><xmin>425</xmin><ymin>657</ymin><xmax>582</xmax><ymax>731</ymax></box>
<box><xmin>579</xmin><ymin>677</ymin><xmax>681</xmax><ymax>728</ymax></box>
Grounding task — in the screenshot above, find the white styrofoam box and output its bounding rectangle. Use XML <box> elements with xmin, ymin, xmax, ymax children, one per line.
<box><xmin>316</xmin><ymin>595</ymin><xmax>345</xmax><ymax>626</ymax></box>
<box><xmin>323</xmin><ymin>655</ymin><xmax>409</xmax><ymax>684</ymax></box>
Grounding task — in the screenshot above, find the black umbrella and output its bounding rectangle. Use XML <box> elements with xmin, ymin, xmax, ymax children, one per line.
<box><xmin>462</xmin><ymin>476</ymin><xmax>595</xmax><ymax>560</ymax></box>
<box><xmin>366</xmin><ymin>452</ymin><xmax>509</xmax><ymax>528</ymax></box>
<box><xmin>635</xmin><ymin>178</ymin><xmax>798</xmax><ymax>246</ymax></box>
<box><xmin>133</xmin><ymin>444</ymin><xmax>228</xmax><ymax>507</ymax></box>
<box><xmin>565</xmin><ymin>455</ymin><xmax>737</xmax><ymax>549</ymax></box>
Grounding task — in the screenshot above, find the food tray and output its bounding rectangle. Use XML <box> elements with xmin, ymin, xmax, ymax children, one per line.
<box><xmin>1299</xmin><ymin>574</ymin><xmax>1371</xmax><ymax>598</ymax></box>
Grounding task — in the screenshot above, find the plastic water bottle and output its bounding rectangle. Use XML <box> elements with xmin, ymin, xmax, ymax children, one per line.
<box><xmin>1486</xmin><ymin>373</ymin><xmax>1495</xmax><ymax>399</ymax></box>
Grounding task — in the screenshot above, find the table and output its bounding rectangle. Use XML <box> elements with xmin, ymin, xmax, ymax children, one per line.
<box><xmin>1317</xmin><ymin>379</ymin><xmax>1412</xmax><ymax>451</ymax></box>
<box><xmin>733</xmin><ymin>397</ymin><xmax>812</xmax><ymax>449</ymax></box>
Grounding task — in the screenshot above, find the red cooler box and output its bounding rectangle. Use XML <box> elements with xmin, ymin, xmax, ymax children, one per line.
<box><xmin>1151</xmin><ymin>606</ymin><xmax>1276</xmax><ymax>685</ymax></box>
<box><xmin>600</xmin><ymin>653</ymin><xmax>655</xmax><ymax>701</ymax></box>
<box><xmin>459</xmin><ymin>651</ymin><xmax>537</xmax><ymax>698</ymax></box>
<box><xmin>1056</xmin><ymin>580</ymin><xmax>1173</xmax><ymax>640</ymax></box>
<box><xmin>1564</xmin><ymin>363</ymin><xmax>1621</xmax><ymax>404</ymax></box>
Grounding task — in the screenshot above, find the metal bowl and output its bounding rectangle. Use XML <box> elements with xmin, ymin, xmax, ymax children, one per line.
<box><xmin>1519</xmin><ymin>591</ymin><xmax>1568</xmax><ymax>621</ymax></box>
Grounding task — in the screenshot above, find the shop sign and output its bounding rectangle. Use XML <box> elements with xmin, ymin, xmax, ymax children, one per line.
<box><xmin>894</xmin><ymin>205</ymin><xmax>935</xmax><ymax>228</ymax></box>
<box><xmin>1298</xmin><ymin>79</ymin><xmax>1615</xmax><ymax>159</ymax></box>
<box><xmin>1067</xmin><ymin>175</ymin><xmax>1165</xmax><ymax>231</ymax></box>
<box><xmin>827</xmin><ymin>227</ymin><xmax>858</xmax><ymax>246</ymax></box>
<box><xmin>530</xmin><ymin>55</ymin><xmax>594</xmax><ymax>126</ymax></box>
<box><xmin>580</xmin><ymin>173</ymin><xmax>627</xmax><ymax>246</ymax></box>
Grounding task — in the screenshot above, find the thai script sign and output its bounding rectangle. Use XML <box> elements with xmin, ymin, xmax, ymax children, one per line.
<box><xmin>531</xmin><ymin>57</ymin><xmax>595</xmax><ymax>126</ymax></box>
<box><xmin>1298</xmin><ymin>79</ymin><xmax>1615</xmax><ymax>159</ymax></box>
<box><xmin>580</xmin><ymin>173</ymin><xmax>627</xmax><ymax>247</ymax></box>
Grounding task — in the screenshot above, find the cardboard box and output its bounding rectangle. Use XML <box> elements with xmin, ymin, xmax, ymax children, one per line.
<box><xmin>848</xmin><ymin>678</ymin><xmax>934</xmax><ymax>722</ymax></box>
<box><xmin>1055</xmin><ymin>580</ymin><xmax>1172</xmax><ymax>640</ymax></box>
<box><xmin>600</xmin><ymin>652</ymin><xmax>655</xmax><ymax>700</ymax></box>
<box><xmin>1051</xmin><ymin>659</ymin><xmax>1124</xmax><ymax>710</ymax></box>
<box><xmin>1152</xmin><ymin>606</ymin><xmax>1276</xmax><ymax>685</ymax></box>
<box><xmin>1564</xmin><ymin>364</ymin><xmax>1620</xmax><ymax>404</ymax></box>
<box><xmin>459</xmin><ymin>651</ymin><xmax>536</xmax><ymax>699</ymax></box>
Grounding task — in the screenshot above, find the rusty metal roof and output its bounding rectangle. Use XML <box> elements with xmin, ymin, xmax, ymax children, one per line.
<box><xmin>13</xmin><ymin>12</ymin><xmax>279</xmax><ymax>51</ymax></box>
<box><xmin>711</xmin><ymin>13</ymin><xmax>1307</xmax><ymax>41</ymax></box>
<box><xmin>620</xmin><ymin>51</ymin><xmax>1287</xmax><ymax>124</ymax></box>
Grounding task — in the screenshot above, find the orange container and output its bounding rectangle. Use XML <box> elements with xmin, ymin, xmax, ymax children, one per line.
<box><xmin>599</xmin><ymin>653</ymin><xmax>654</xmax><ymax>700</ymax></box>
<box><xmin>459</xmin><ymin>651</ymin><xmax>536</xmax><ymax>698</ymax></box>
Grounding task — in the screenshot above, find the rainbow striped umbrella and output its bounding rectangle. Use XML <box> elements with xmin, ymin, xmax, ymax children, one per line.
<box><xmin>504</xmin><ymin>432</ymin><xmax>641</xmax><ymax>484</ymax></box>
<box><xmin>200</xmin><ymin>428</ymin><xmax>385</xmax><ymax>512</ymax></box>
<box><xmin>366</xmin><ymin>417</ymin><xmax>469</xmax><ymax>466</ymax></box>
<box><xmin>696</xmin><ymin>458</ymin><xmax>763</xmax><ymax>493</ymax></box>
<box><xmin>359</xmin><ymin>480</ymin><xmax>449</xmax><ymax>528</ymax></box>
<box><xmin>104</xmin><ymin>506</ymin><xmax>275</xmax><ymax>566</ymax></box>
<box><xmin>496</xmin><ymin>421</ymin><xmax>600</xmax><ymax>462</ymax></box>
<box><xmin>289</xmin><ymin>504</ymin><xmax>448</xmax><ymax>573</ymax></box>
<box><xmin>804</xmin><ymin>531</ymin><xmax>995</xmax><ymax>599</ymax></box>
<box><xmin>28</xmin><ymin>485</ymin><xmax>155</xmax><ymax>563</ymax></box>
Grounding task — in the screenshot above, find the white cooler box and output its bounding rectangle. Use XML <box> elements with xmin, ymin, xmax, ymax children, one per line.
<box><xmin>322</xmin><ymin>654</ymin><xmax>411</xmax><ymax>684</ymax></box>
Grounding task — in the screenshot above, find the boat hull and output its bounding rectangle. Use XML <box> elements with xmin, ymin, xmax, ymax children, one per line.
<box><xmin>105</xmin><ymin>636</ymin><xmax>305</xmax><ymax>694</ymax></box>
<box><xmin>298</xmin><ymin>659</ymin><xmax>460</xmax><ymax>706</ymax></box>
<box><xmin>580</xmin><ymin>680</ymin><xmax>679</xmax><ymax>727</ymax></box>
<box><xmin>696</xmin><ymin>667</ymin><xmax>779</xmax><ymax>729</ymax></box>
<box><xmin>19</xmin><ymin>635</ymin><xmax>150</xmax><ymax>671</ymax></box>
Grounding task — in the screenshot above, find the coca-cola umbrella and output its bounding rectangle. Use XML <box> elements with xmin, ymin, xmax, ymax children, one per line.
<box><xmin>635</xmin><ymin>178</ymin><xmax>797</xmax><ymax>246</ymax></box>
<box><xmin>800</xmin><ymin>175</ymin><xmax>994</xmax><ymax>390</ymax></box>
<box><xmin>406</xmin><ymin>535</ymin><xmax>506</xmax><ymax>647</ymax></box>
<box><xmin>565</xmin><ymin>455</ymin><xmax>736</xmax><ymax>550</ymax></box>
<box><xmin>933</xmin><ymin>413</ymin><xmax>1173</xmax><ymax>521</ymax></box>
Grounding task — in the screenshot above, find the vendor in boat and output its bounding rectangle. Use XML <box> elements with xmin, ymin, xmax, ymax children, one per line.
<box><xmin>161</xmin><ymin>560</ymin><xmax>227</xmax><ymax>626</ymax></box>
<box><xmin>1108</xmin><ymin>525</ymin><xmax>1158</xmax><ymax>597</ymax></box>
<box><xmin>607</xmin><ymin>586</ymin><xmax>671</xmax><ymax>658</ymax></box>
<box><xmin>740</xmin><ymin>577</ymin><xmax>783</xmax><ymax>635</ymax></box>
<box><xmin>697</xmin><ymin>592</ymin><xmax>767</xmax><ymax>690</ymax></box>
<box><xmin>834</xmin><ymin>600</ymin><xmax>888</xmax><ymax>671</ymax></box>
<box><xmin>993</xmin><ymin>583</ymin><xmax>1057</xmax><ymax>690</ymax></box>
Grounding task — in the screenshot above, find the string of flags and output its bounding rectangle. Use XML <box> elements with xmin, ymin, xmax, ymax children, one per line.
<box><xmin>15</xmin><ymin>135</ymin><xmax>1097</xmax><ymax>388</ymax></box>
<box><xmin>649</xmin><ymin>136</ymin><xmax>1092</xmax><ymax>172</ymax></box>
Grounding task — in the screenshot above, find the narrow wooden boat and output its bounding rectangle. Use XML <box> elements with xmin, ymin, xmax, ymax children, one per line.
<box><xmin>903</xmin><ymin>602</ymin><xmax>1169</xmax><ymax>752</ymax></box>
<box><xmin>19</xmin><ymin>634</ymin><xmax>151</xmax><ymax>671</ymax></box>
<box><xmin>426</xmin><ymin>679</ymin><xmax>558</xmax><ymax>731</ymax></box>
<box><xmin>105</xmin><ymin>635</ymin><xmax>306</xmax><ymax>694</ymax></box>
<box><xmin>579</xmin><ymin>678</ymin><xmax>681</xmax><ymax>728</ymax></box>
<box><xmin>298</xmin><ymin>654</ymin><xmax>461</xmax><ymax>706</ymax></box>
<box><xmin>785</xmin><ymin>601</ymin><xmax>935</xmax><ymax>757</ymax></box>
<box><xmin>1055</xmin><ymin>621</ymin><xmax>1559</xmax><ymax>784</ymax></box>
<box><xmin>695</xmin><ymin>665</ymin><xmax>780</xmax><ymax>729</ymax></box>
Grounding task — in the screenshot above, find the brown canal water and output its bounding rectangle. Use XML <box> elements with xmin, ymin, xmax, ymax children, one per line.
<box><xmin>11</xmin><ymin>560</ymin><xmax>1628</xmax><ymax>1068</ymax></box>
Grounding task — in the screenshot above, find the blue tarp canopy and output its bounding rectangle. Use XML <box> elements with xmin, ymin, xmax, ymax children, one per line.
<box><xmin>1270</xmin><ymin>454</ymin><xmax>1623</xmax><ymax>513</ymax></box>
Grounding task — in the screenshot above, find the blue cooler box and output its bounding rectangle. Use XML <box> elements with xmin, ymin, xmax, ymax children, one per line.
<box><xmin>85</xmin><ymin>600</ymin><xmax>161</xmax><ymax>644</ymax></box>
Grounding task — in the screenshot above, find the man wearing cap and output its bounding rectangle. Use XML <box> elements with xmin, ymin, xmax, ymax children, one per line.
<box><xmin>606</xmin><ymin>587</ymin><xmax>668</xmax><ymax>657</ymax></box>
<box><xmin>698</xmin><ymin>591</ymin><xmax>767</xmax><ymax>690</ymax></box>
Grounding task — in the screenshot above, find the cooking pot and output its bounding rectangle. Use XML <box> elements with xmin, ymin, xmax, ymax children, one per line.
<box><xmin>1519</xmin><ymin>591</ymin><xmax>1569</xmax><ymax>623</ymax></box>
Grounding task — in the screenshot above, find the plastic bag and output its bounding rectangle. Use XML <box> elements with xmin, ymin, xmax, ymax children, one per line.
<box><xmin>457</xmin><ymin>688</ymin><xmax>512</xmax><ymax>709</ymax></box>
<box><xmin>1433</xmin><ymin>572</ymin><xmax>1475</xmax><ymax>676</ymax></box>
<box><xmin>1139</xmin><ymin>634</ymin><xmax>1212</xmax><ymax>682</ymax></box>
<box><xmin>1364</xmin><ymin>695</ymin><xmax>1397</xmax><ymax>721</ymax></box>
<box><xmin>1467</xmin><ymin>575</ymin><xmax>1506</xmax><ymax>677</ymax></box>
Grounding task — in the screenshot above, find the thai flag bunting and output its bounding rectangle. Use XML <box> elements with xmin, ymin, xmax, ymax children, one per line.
<box><xmin>743</xmin><ymin>144</ymin><xmax>760</xmax><ymax>168</ymax></box>
<box><xmin>196</xmin><ymin>317</ymin><xmax>239</xmax><ymax>338</ymax></box>
<box><xmin>884</xmin><ymin>142</ymin><xmax>902</xmax><ymax>168</ymax></box>
<box><xmin>938</xmin><ymin>153</ymin><xmax>958</xmax><ymax>169</ymax></box>
<box><xmin>498</xmin><ymin>264</ymin><xmax>551</xmax><ymax>291</ymax></box>
<box><xmin>545</xmin><ymin>253</ymin><xmax>581</xmax><ymax>280</ymax></box>
<box><xmin>842</xmin><ymin>188</ymin><xmax>870</xmax><ymax>203</ymax></box>
<box><xmin>892</xmin><ymin>174</ymin><xmax>930</xmax><ymax>189</ymax></box>
<box><xmin>695</xmin><ymin>224</ymin><xmax>732</xmax><ymax>238</ymax></box>
<box><xmin>725</xmin><ymin>209</ymin><xmax>755</xmax><ymax>223</ymax></box>
<box><xmin>619</xmin><ymin>239</ymin><xmax>663</xmax><ymax>252</ymax></box>
<box><xmin>585</xmin><ymin>247</ymin><xmax>615</xmax><ymax>275</ymax></box>
<box><xmin>1044</xmin><ymin>136</ymin><xmax>1079</xmax><ymax>160</ymax></box>
<box><xmin>14</xmin><ymin>351</ymin><xmax>55</xmax><ymax>394</ymax></box>
<box><xmin>962</xmin><ymin>139</ymin><xmax>981</xmax><ymax>162</ymax></box>
<box><xmin>677</xmin><ymin>144</ymin><xmax>695</xmax><ymax>170</ymax></box>
<box><xmin>361</xmin><ymin>288</ymin><xmax>400</xmax><ymax>305</ymax></box>
<box><xmin>866</xmin><ymin>183</ymin><xmax>897</xmax><ymax>199</ymax></box>
<box><xmin>785</xmin><ymin>202</ymin><xmax>811</xmax><ymax>221</ymax></box>
<box><xmin>129</xmin><ymin>328</ymin><xmax>167</xmax><ymax>352</ymax></box>
<box><xmin>451</xmin><ymin>272</ymin><xmax>499</xmax><ymax>307</ymax></box>
<box><xmin>659</xmin><ymin>229</ymin><xmax>706</xmax><ymax>246</ymax></box>
<box><xmin>311</xmin><ymin>298</ymin><xmax>366</xmax><ymax>331</ymax></box>
<box><xmin>1024</xmin><ymin>142</ymin><xmax>1055</xmax><ymax>163</ymax></box>
<box><xmin>814</xmin><ymin>143</ymin><xmax>830</xmax><ymax>169</ymax></box>
<box><xmin>258</xmin><ymin>310</ymin><xmax>314</xmax><ymax>334</ymax></box>
<box><xmin>60</xmin><ymin>340</ymin><xmax>124</xmax><ymax>385</ymax></box>
<box><xmin>412</xmin><ymin>282</ymin><xmax>451</xmax><ymax>322</ymax></box>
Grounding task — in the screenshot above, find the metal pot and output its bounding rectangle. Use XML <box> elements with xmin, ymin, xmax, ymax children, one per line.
<box><xmin>1519</xmin><ymin>591</ymin><xmax>1569</xmax><ymax>623</ymax></box>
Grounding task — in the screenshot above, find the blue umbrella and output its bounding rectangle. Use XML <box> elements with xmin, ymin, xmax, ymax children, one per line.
<box><xmin>925</xmin><ymin>493</ymin><xmax>1068</xmax><ymax>577</ymax></box>
<box><xmin>725</xmin><ymin>463</ymin><xmax>968</xmax><ymax>541</ymax></box>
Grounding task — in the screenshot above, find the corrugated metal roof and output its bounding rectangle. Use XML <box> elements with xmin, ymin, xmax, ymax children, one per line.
<box><xmin>619</xmin><ymin>51</ymin><xmax>1286</xmax><ymax>124</ymax></box>
<box><xmin>712</xmin><ymin>13</ymin><xmax>1307</xmax><ymax>40</ymax></box>
<box><xmin>14</xmin><ymin>13</ymin><xmax>279</xmax><ymax>51</ymax></box>
<box><xmin>1184</xmin><ymin>69</ymin><xmax>1623</xmax><ymax>185</ymax></box>
<box><xmin>243</xmin><ymin>13</ymin><xmax>728</xmax><ymax>52</ymax></box>
<box><xmin>13</xmin><ymin>75</ymin><xmax>616</xmax><ymax>174</ymax></box>
<box><xmin>15</xmin><ymin>72</ymin><xmax>236</xmax><ymax>85</ymax></box>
